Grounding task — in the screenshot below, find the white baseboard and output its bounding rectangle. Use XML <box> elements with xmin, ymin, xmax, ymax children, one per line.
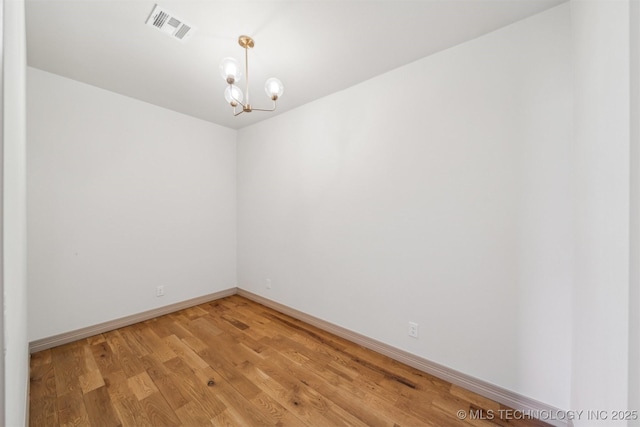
<box><xmin>237</xmin><ymin>289</ymin><xmax>572</xmax><ymax>427</ymax></box>
<box><xmin>28</xmin><ymin>287</ymin><xmax>237</xmax><ymax>353</ymax></box>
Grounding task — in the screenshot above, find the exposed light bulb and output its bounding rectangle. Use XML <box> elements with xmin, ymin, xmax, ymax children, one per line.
<box><xmin>224</xmin><ymin>85</ymin><xmax>243</xmax><ymax>106</ymax></box>
<box><xmin>219</xmin><ymin>57</ymin><xmax>242</xmax><ymax>84</ymax></box>
<box><xmin>264</xmin><ymin>77</ymin><xmax>284</xmax><ymax>100</ymax></box>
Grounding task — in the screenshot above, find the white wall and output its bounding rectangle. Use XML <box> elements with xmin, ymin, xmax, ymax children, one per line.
<box><xmin>27</xmin><ymin>68</ymin><xmax>237</xmax><ymax>341</ymax></box>
<box><xmin>238</xmin><ymin>4</ymin><xmax>572</xmax><ymax>409</ymax></box>
<box><xmin>3</xmin><ymin>0</ymin><xmax>29</xmax><ymax>425</ymax></box>
<box><xmin>571</xmin><ymin>0</ymin><xmax>635</xmax><ymax>423</ymax></box>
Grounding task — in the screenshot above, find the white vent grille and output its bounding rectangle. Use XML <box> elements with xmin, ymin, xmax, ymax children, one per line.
<box><xmin>145</xmin><ymin>4</ymin><xmax>196</xmax><ymax>42</ymax></box>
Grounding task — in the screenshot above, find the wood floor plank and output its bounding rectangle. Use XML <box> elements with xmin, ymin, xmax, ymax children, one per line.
<box><xmin>30</xmin><ymin>295</ymin><xmax>551</xmax><ymax>427</ymax></box>
<box><xmin>57</xmin><ymin>390</ymin><xmax>90</xmax><ymax>427</ymax></box>
<box><xmin>30</xmin><ymin>362</ymin><xmax>57</xmax><ymax>401</ymax></box>
<box><xmin>29</xmin><ymin>395</ymin><xmax>58</xmax><ymax>427</ymax></box>
<box><xmin>140</xmin><ymin>317</ymin><xmax>174</xmax><ymax>339</ymax></box>
<box><xmin>216</xmin><ymin>300</ymin><xmax>278</xmax><ymax>341</ymax></box>
<box><xmin>198</xmin><ymin>348</ymin><xmax>264</xmax><ymax>400</ymax></box>
<box><xmin>139</xmin><ymin>392</ymin><xmax>181</xmax><ymax>427</ymax></box>
<box><xmin>102</xmin><ymin>370</ymin><xmax>130</xmax><ymax>403</ymax></box>
<box><xmin>244</xmin><ymin>359</ymin><xmax>368</xmax><ymax>427</ymax></box>
<box><xmin>163</xmin><ymin>356</ymin><xmax>227</xmax><ymax>418</ymax></box>
<box><xmin>90</xmin><ymin>341</ymin><xmax>122</xmax><ymax>377</ymax></box>
<box><xmin>164</xmin><ymin>313</ymin><xmax>197</xmax><ymax>339</ymax></box>
<box><xmin>112</xmin><ymin>395</ymin><xmax>153</xmax><ymax>427</ymax></box>
<box><xmin>181</xmin><ymin>334</ymin><xmax>209</xmax><ymax>353</ymax></box>
<box><xmin>174</xmin><ymin>401</ymin><xmax>214</xmax><ymax>426</ymax></box>
<box><xmin>188</xmin><ymin>315</ymin><xmax>224</xmax><ymax>340</ymax></box>
<box><xmin>78</xmin><ymin>345</ymin><xmax>105</xmax><ymax>394</ymax></box>
<box><xmin>79</xmin><ymin>368</ymin><xmax>105</xmax><ymax>395</ymax></box>
<box><xmin>30</xmin><ymin>349</ymin><xmax>52</xmax><ymax>367</ymax></box>
<box><xmin>104</xmin><ymin>331</ymin><xmax>146</xmax><ymax>378</ymax></box>
<box><xmin>87</xmin><ymin>335</ymin><xmax>106</xmax><ymax>346</ymax></box>
<box><xmin>249</xmin><ymin>389</ymin><xmax>309</xmax><ymax>427</ymax></box>
<box><xmin>116</xmin><ymin>326</ymin><xmax>152</xmax><ymax>358</ymax></box>
<box><xmin>164</xmin><ymin>334</ymin><xmax>209</xmax><ymax>370</ymax></box>
<box><xmin>83</xmin><ymin>386</ymin><xmax>122</xmax><ymax>426</ymax></box>
<box><xmin>196</xmin><ymin>366</ymin><xmax>285</xmax><ymax>427</ymax></box>
<box><xmin>132</xmin><ymin>326</ymin><xmax>176</xmax><ymax>362</ymax></box>
<box><xmin>51</xmin><ymin>342</ymin><xmax>84</xmax><ymax>397</ymax></box>
<box><xmin>210</xmin><ymin>407</ymin><xmax>249</xmax><ymax>427</ymax></box>
<box><xmin>142</xmin><ymin>354</ymin><xmax>190</xmax><ymax>411</ymax></box>
<box><xmin>127</xmin><ymin>371</ymin><xmax>159</xmax><ymax>401</ymax></box>
<box><xmin>182</xmin><ymin>305</ymin><xmax>209</xmax><ymax>319</ymax></box>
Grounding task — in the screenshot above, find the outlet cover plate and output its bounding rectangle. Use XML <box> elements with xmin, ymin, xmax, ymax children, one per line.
<box><xmin>408</xmin><ymin>322</ymin><xmax>419</xmax><ymax>338</ymax></box>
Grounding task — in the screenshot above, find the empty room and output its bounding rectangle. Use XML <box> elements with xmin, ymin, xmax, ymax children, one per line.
<box><xmin>2</xmin><ymin>0</ymin><xmax>639</xmax><ymax>425</ymax></box>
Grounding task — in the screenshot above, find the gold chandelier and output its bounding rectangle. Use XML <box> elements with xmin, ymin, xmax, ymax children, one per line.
<box><xmin>219</xmin><ymin>35</ymin><xmax>284</xmax><ymax>116</ymax></box>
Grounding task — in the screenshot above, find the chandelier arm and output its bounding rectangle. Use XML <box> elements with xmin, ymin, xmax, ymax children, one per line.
<box><xmin>251</xmin><ymin>101</ymin><xmax>277</xmax><ymax>112</ymax></box>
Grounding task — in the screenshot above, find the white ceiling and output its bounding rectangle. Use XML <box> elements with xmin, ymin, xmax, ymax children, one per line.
<box><xmin>26</xmin><ymin>0</ymin><xmax>566</xmax><ymax>130</ymax></box>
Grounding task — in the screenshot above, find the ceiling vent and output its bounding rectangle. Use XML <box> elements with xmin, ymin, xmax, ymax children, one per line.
<box><xmin>145</xmin><ymin>4</ymin><xmax>196</xmax><ymax>42</ymax></box>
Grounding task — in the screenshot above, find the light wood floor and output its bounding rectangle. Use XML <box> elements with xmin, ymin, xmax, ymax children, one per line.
<box><xmin>29</xmin><ymin>295</ymin><xmax>549</xmax><ymax>426</ymax></box>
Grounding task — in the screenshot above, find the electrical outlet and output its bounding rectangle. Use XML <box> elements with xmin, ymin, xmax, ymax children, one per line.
<box><xmin>156</xmin><ymin>286</ymin><xmax>165</xmax><ymax>297</ymax></box>
<box><xmin>408</xmin><ymin>322</ymin><xmax>419</xmax><ymax>338</ymax></box>
<box><xmin>265</xmin><ymin>279</ymin><xmax>272</xmax><ymax>290</ymax></box>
